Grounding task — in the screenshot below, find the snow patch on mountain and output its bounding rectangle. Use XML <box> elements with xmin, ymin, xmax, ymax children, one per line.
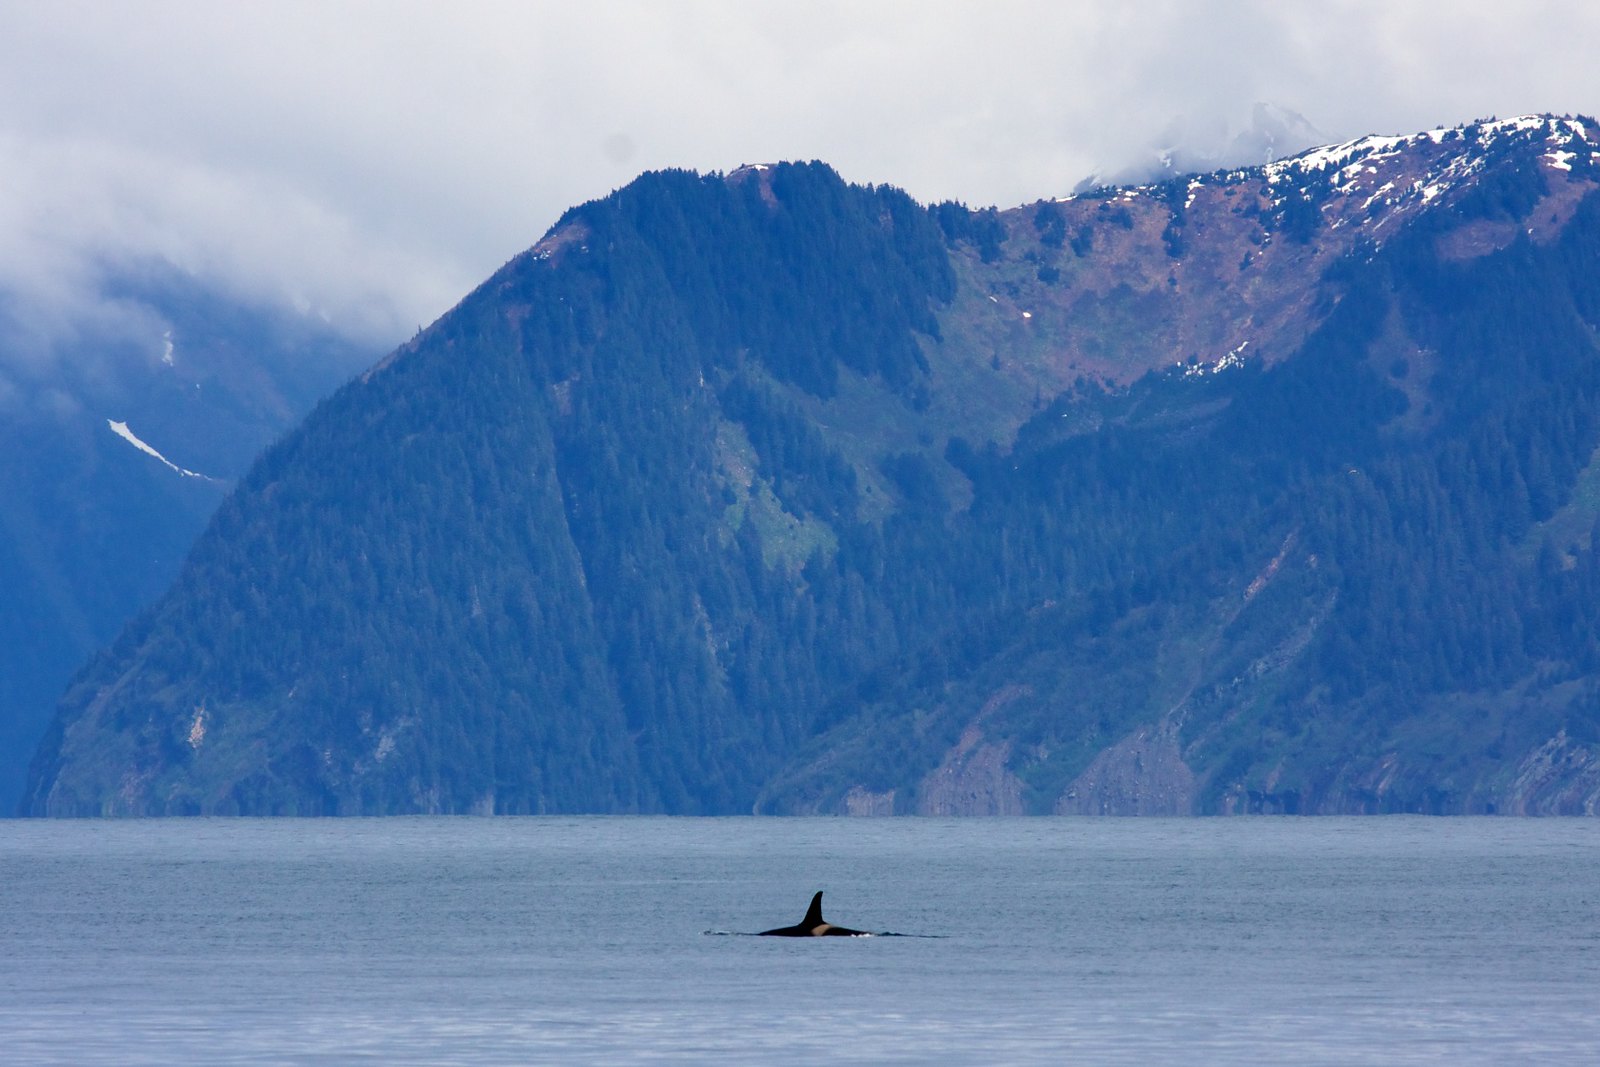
<box><xmin>1242</xmin><ymin>114</ymin><xmax>1597</xmax><ymax>245</ymax></box>
<box><xmin>1182</xmin><ymin>340</ymin><xmax>1250</xmax><ymax>377</ymax></box>
<box><xmin>107</xmin><ymin>419</ymin><xmax>213</xmax><ymax>480</ymax></box>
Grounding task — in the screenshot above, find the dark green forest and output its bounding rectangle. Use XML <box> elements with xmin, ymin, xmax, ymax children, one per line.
<box><xmin>25</xmin><ymin>131</ymin><xmax>1600</xmax><ymax>815</ymax></box>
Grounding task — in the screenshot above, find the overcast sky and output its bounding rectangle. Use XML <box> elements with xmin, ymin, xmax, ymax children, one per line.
<box><xmin>1</xmin><ymin>1</ymin><xmax>1596</xmax><ymax>356</ymax></box>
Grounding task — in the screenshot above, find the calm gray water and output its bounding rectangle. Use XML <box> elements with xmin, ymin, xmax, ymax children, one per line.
<box><xmin>2</xmin><ymin>817</ymin><xmax>1598</xmax><ymax>1064</ymax></box>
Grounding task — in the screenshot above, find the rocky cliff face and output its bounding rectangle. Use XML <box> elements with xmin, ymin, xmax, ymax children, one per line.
<box><xmin>1058</xmin><ymin>722</ymin><xmax>1197</xmax><ymax>816</ymax></box>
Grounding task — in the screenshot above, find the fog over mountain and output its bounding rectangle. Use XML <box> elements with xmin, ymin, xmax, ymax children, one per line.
<box><xmin>1075</xmin><ymin>103</ymin><xmax>1327</xmax><ymax>191</ymax></box>
<box><xmin>0</xmin><ymin>3</ymin><xmax>1594</xmax><ymax>375</ymax></box>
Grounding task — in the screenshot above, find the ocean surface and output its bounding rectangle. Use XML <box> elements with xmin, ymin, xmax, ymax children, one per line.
<box><xmin>3</xmin><ymin>816</ymin><xmax>1598</xmax><ymax>1064</ymax></box>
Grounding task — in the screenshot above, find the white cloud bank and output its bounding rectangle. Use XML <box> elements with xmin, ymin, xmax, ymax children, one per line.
<box><xmin>0</xmin><ymin>1</ymin><xmax>1594</xmax><ymax>357</ymax></box>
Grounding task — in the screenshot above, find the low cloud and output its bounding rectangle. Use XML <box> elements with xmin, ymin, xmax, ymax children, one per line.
<box><xmin>0</xmin><ymin>1</ymin><xmax>1594</xmax><ymax>382</ymax></box>
<box><xmin>0</xmin><ymin>131</ymin><xmax>467</xmax><ymax>374</ymax></box>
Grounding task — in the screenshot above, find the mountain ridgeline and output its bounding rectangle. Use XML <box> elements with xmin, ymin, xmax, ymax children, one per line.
<box><xmin>26</xmin><ymin>117</ymin><xmax>1600</xmax><ymax>816</ymax></box>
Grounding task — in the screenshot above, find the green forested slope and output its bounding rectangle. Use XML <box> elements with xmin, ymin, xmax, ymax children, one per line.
<box><xmin>26</xmin><ymin>121</ymin><xmax>1600</xmax><ymax>815</ymax></box>
<box><xmin>25</xmin><ymin>163</ymin><xmax>958</xmax><ymax>813</ymax></box>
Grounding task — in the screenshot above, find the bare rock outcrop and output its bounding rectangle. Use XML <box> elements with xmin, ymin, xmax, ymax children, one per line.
<box><xmin>1501</xmin><ymin>731</ymin><xmax>1600</xmax><ymax>815</ymax></box>
<box><xmin>1057</xmin><ymin>720</ymin><xmax>1197</xmax><ymax>815</ymax></box>
<box><xmin>841</xmin><ymin>785</ymin><xmax>897</xmax><ymax>816</ymax></box>
<box><xmin>915</xmin><ymin>724</ymin><xmax>1025</xmax><ymax>815</ymax></box>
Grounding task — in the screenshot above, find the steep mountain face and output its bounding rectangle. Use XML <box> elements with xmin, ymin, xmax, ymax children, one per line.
<box><xmin>0</xmin><ymin>264</ymin><xmax>373</xmax><ymax>812</ymax></box>
<box><xmin>24</xmin><ymin>116</ymin><xmax>1600</xmax><ymax>816</ymax></box>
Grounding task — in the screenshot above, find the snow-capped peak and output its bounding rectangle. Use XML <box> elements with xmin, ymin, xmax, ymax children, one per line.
<box><xmin>1265</xmin><ymin>114</ymin><xmax>1594</xmax><ymax>188</ymax></box>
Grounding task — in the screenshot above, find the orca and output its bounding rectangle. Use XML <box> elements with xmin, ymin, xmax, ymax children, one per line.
<box><xmin>759</xmin><ymin>891</ymin><xmax>869</xmax><ymax>937</ymax></box>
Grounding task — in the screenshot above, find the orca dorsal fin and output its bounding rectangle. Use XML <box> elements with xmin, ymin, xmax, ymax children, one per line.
<box><xmin>802</xmin><ymin>891</ymin><xmax>825</xmax><ymax>928</ymax></box>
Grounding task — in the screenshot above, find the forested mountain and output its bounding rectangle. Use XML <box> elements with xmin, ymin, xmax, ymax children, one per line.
<box><xmin>0</xmin><ymin>265</ymin><xmax>373</xmax><ymax>812</ymax></box>
<box><xmin>25</xmin><ymin>115</ymin><xmax>1600</xmax><ymax>816</ymax></box>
